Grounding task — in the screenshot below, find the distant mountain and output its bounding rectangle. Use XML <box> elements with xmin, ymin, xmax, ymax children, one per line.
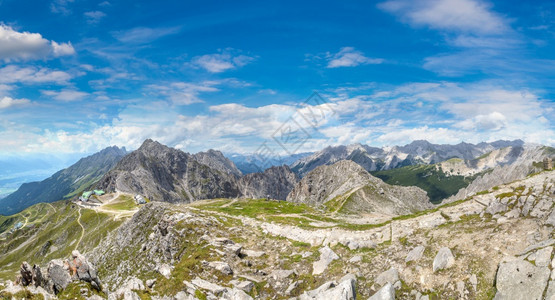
<box><xmin>0</xmin><ymin>146</ymin><xmax>127</xmax><ymax>215</ymax></box>
<box><xmin>287</xmin><ymin>160</ymin><xmax>432</xmax><ymax>215</ymax></box>
<box><xmin>96</xmin><ymin>139</ymin><xmax>240</xmax><ymax>203</ymax></box>
<box><xmin>290</xmin><ymin>139</ymin><xmax>525</xmax><ymax>177</ymax></box>
<box><xmin>238</xmin><ymin>165</ymin><xmax>299</xmax><ymax>200</ymax></box>
<box><xmin>227</xmin><ymin>152</ymin><xmax>312</xmax><ymax>174</ymax></box>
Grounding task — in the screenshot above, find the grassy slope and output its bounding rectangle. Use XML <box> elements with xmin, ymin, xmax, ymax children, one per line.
<box><xmin>0</xmin><ymin>200</ymin><xmax>123</xmax><ymax>280</ymax></box>
<box><xmin>371</xmin><ymin>164</ymin><xmax>482</xmax><ymax>204</ymax></box>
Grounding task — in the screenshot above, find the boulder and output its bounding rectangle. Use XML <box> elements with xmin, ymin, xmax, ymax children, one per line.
<box><xmin>231</xmin><ymin>280</ymin><xmax>254</xmax><ymax>293</ymax></box>
<box><xmin>221</xmin><ymin>288</ymin><xmax>253</xmax><ymax>300</ymax></box>
<box><xmin>405</xmin><ymin>246</ymin><xmax>425</xmax><ymax>263</ymax></box>
<box><xmin>494</xmin><ymin>258</ymin><xmax>550</xmax><ymax>300</ymax></box>
<box><xmin>375</xmin><ymin>268</ymin><xmax>399</xmax><ymax>287</ymax></box>
<box><xmin>207</xmin><ymin>261</ymin><xmax>233</xmax><ymax>275</ymax></box>
<box><xmin>32</xmin><ymin>265</ymin><xmax>46</xmax><ymax>289</ymax></box>
<box><xmin>368</xmin><ymin>282</ymin><xmax>395</xmax><ymax>300</ymax></box>
<box><xmin>300</xmin><ymin>274</ymin><xmax>356</xmax><ymax>300</ymax></box>
<box><xmin>146</xmin><ymin>279</ymin><xmax>156</xmax><ymax>289</ymax></box>
<box><xmin>313</xmin><ymin>246</ymin><xmax>339</xmax><ymax>275</ymax></box>
<box><xmin>191</xmin><ymin>277</ymin><xmax>227</xmax><ymax>296</ymax></box>
<box><xmin>242</xmin><ymin>249</ymin><xmax>266</xmax><ymax>258</ymax></box>
<box><xmin>432</xmin><ymin>247</ymin><xmax>455</xmax><ymax>272</ymax></box>
<box><xmin>158</xmin><ymin>263</ymin><xmax>172</xmax><ymax>279</ymax></box>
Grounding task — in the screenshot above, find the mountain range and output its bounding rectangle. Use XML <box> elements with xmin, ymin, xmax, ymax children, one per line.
<box><xmin>0</xmin><ymin>138</ymin><xmax>550</xmax><ymax>215</ymax></box>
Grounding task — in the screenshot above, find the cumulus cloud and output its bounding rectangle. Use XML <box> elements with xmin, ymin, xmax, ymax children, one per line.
<box><xmin>0</xmin><ymin>24</ymin><xmax>75</xmax><ymax>61</ymax></box>
<box><xmin>190</xmin><ymin>50</ymin><xmax>256</xmax><ymax>73</ymax></box>
<box><xmin>456</xmin><ymin>111</ymin><xmax>507</xmax><ymax>131</ymax></box>
<box><xmin>0</xmin><ymin>65</ymin><xmax>72</xmax><ymax>84</ymax></box>
<box><xmin>327</xmin><ymin>47</ymin><xmax>383</xmax><ymax>68</ymax></box>
<box><xmin>42</xmin><ymin>89</ymin><xmax>89</xmax><ymax>102</ymax></box>
<box><xmin>0</xmin><ymin>96</ymin><xmax>30</xmax><ymax>109</ymax></box>
<box><xmin>378</xmin><ymin>0</ymin><xmax>507</xmax><ymax>34</ymax></box>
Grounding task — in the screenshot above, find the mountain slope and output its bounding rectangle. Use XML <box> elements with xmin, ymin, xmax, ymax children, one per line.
<box><xmin>96</xmin><ymin>139</ymin><xmax>240</xmax><ymax>203</ymax></box>
<box><xmin>228</xmin><ymin>152</ymin><xmax>312</xmax><ymax>174</ymax></box>
<box><xmin>237</xmin><ymin>165</ymin><xmax>299</xmax><ymax>200</ymax></box>
<box><xmin>0</xmin><ymin>146</ymin><xmax>127</xmax><ymax>215</ymax></box>
<box><xmin>193</xmin><ymin>149</ymin><xmax>243</xmax><ymax>177</ymax></box>
<box><xmin>287</xmin><ymin>160</ymin><xmax>432</xmax><ymax>215</ymax></box>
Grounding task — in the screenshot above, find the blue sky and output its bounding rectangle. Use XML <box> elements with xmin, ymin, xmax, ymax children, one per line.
<box><xmin>0</xmin><ymin>0</ymin><xmax>554</xmax><ymax>157</ymax></box>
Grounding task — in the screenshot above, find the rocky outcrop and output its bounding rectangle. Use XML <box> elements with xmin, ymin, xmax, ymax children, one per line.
<box><xmin>287</xmin><ymin>160</ymin><xmax>432</xmax><ymax>215</ymax></box>
<box><xmin>238</xmin><ymin>165</ymin><xmax>299</xmax><ymax>200</ymax></box>
<box><xmin>14</xmin><ymin>251</ymin><xmax>101</xmax><ymax>296</ymax></box>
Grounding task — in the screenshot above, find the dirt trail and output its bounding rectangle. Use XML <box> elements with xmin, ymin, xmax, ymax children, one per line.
<box><xmin>75</xmin><ymin>207</ymin><xmax>85</xmax><ymax>251</ymax></box>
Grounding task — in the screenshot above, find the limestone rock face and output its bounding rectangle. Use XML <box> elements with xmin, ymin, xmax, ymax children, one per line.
<box><xmin>238</xmin><ymin>165</ymin><xmax>299</xmax><ymax>200</ymax></box>
<box><xmin>494</xmin><ymin>258</ymin><xmax>550</xmax><ymax>300</ymax></box>
<box><xmin>287</xmin><ymin>160</ymin><xmax>432</xmax><ymax>215</ymax></box>
<box><xmin>405</xmin><ymin>246</ymin><xmax>425</xmax><ymax>263</ymax></box>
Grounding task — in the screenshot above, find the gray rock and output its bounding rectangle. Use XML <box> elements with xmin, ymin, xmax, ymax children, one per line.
<box><xmin>349</xmin><ymin>256</ymin><xmax>362</xmax><ymax>263</ymax></box>
<box><xmin>545</xmin><ymin>281</ymin><xmax>555</xmax><ymax>300</ymax></box>
<box><xmin>270</xmin><ymin>269</ymin><xmax>295</xmax><ymax>280</ymax></box>
<box><xmin>405</xmin><ymin>246</ymin><xmax>425</xmax><ymax>263</ymax></box>
<box><xmin>375</xmin><ymin>268</ymin><xmax>399</xmax><ymax>287</ymax></box>
<box><xmin>47</xmin><ymin>260</ymin><xmax>72</xmax><ymax>294</ymax></box>
<box><xmin>368</xmin><ymin>282</ymin><xmax>395</xmax><ymax>300</ymax></box>
<box><xmin>232</xmin><ymin>280</ymin><xmax>254</xmax><ymax>293</ymax></box>
<box><xmin>207</xmin><ymin>261</ymin><xmax>233</xmax><ymax>275</ymax></box>
<box><xmin>70</xmin><ymin>250</ymin><xmax>102</xmax><ymax>290</ymax></box>
<box><xmin>486</xmin><ymin>200</ymin><xmax>507</xmax><ymax>215</ymax></box>
<box><xmin>494</xmin><ymin>258</ymin><xmax>550</xmax><ymax>300</ymax></box>
<box><xmin>221</xmin><ymin>288</ymin><xmax>253</xmax><ymax>300</ymax></box>
<box><xmin>533</xmin><ymin>246</ymin><xmax>553</xmax><ymax>267</ymax></box>
<box><xmin>242</xmin><ymin>249</ymin><xmax>266</xmax><ymax>258</ymax></box>
<box><xmin>300</xmin><ymin>274</ymin><xmax>356</xmax><ymax>300</ymax></box>
<box><xmin>146</xmin><ymin>279</ymin><xmax>156</xmax><ymax>289</ymax></box>
<box><xmin>469</xmin><ymin>274</ymin><xmax>478</xmax><ymax>291</ymax></box>
<box><xmin>158</xmin><ymin>264</ymin><xmax>172</xmax><ymax>279</ymax></box>
<box><xmin>191</xmin><ymin>277</ymin><xmax>227</xmax><ymax>296</ymax></box>
<box><xmin>432</xmin><ymin>247</ymin><xmax>455</xmax><ymax>272</ymax></box>
<box><xmin>313</xmin><ymin>246</ymin><xmax>339</xmax><ymax>275</ymax></box>
<box><xmin>19</xmin><ymin>262</ymin><xmax>33</xmax><ymax>286</ymax></box>
<box><xmin>546</xmin><ymin>208</ymin><xmax>555</xmax><ymax>226</ymax></box>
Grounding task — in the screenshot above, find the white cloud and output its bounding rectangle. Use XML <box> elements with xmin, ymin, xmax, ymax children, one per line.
<box><xmin>378</xmin><ymin>0</ymin><xmax>507</xmax><ymax>34</ymax></box>
<box><xmin>84</xmin><ymin>11</ymin><xmax>107</xmax><ymax>24</ymax></box>
<box><xmin>147</xmin><ymin>81</ymin><xmax>219</xmax><ymax>105</ymax></box>
<box><xmin>456</xmin><ymin>111</ymin><xmax>507</xmax><ymax>131</ymax></box>
<box><xmin>50</xmin><ymin>0</ymin><xmax>74</xmax><ymax>15</ymax></box>
<box><xmin>327</xmin><ymin>47</ymin><xmax>383</xmax><ymax>68</ymax></box>
<box><xmin>0</xmin><ymin>24</ymin><xmax>75</xmax><ymax>61</ymax></box>
<box><xmin>0</xmin><ymin>96</ymin><xmax>30</xmax><ymax>109</ymax></box>
<box><xmin>190</xmin><ymin>50</ymin><xmax>256</xmax><ymax>73</ymax></box>
<box><xmin>42</xmin><ymin>89</ymin><xmax>89</xmax><ymax>102</ymax></box>
<box><xmin>112</xmin><ymin>26</ymin><xmax>181</xmax><ymax>44</ymax></box>
<box><xmin>0</xmin><ymin>65</ymin><xmax>72</xmax><ymax>84</ymax></box>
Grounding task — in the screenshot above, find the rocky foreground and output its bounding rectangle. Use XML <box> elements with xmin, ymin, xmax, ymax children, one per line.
<box><xmin>1</xmin><ymin>170</ymin><xmax>554</xmax><ymax>299</ymax></box>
